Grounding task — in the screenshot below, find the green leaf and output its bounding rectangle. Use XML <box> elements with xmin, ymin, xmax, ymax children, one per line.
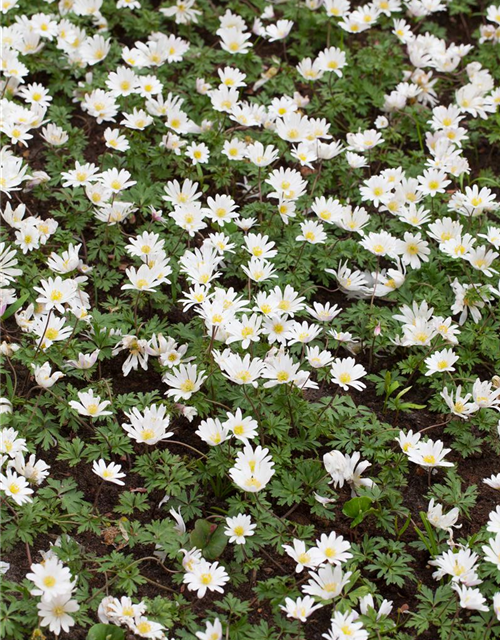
<box><xmin>0</xmin><ymin>293</ymin><xmax>29</xmax><ymax>321</ymax></box>
<box><xmin>87</xmin><ymin>623</ymin><xmax>125</xmax><ymax>640</ymax></box>
<box><xmin>190</xmin><ymin>519</ymin><xmax>227</xmax><ymax>560</ymax></box>
<box><xmin>342</xmin><ymin>497</ymin><xmax>373</xmax><ymax>526</ymax></box>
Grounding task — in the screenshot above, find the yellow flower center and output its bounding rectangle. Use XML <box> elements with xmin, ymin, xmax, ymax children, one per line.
<box><xmin>180</xmin><ymin>380</ymin><xmax>195</xmax><ymax>392</ymax></box>
<box><xmin>245</xmin><ymin>477</ymin><xmax>262</xmax><ymax>489</ymax></box>
<box><xmin>137</xmin><ymin>622</ymin><xmax>151</xmax><ymax>634</ymax></box>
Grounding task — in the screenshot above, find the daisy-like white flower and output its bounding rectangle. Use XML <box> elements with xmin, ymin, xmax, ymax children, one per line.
<box><xmin>325</xmin><ymin>611</ymin><xmax>368</xmax><ymax>640</ymax></box>
<box><xmin>282</xmin><ymin>539</ymin><xmax>323</xmax><ymax>573</ymax></box>
<box><xmin>0</xmin><ymin>427</ymin><xmax>27</xmax><ymax>458</ymax></box>
<box><xmin>163</xmin><ymin>363</ymin><xmax>207</xmax><ymax>401</ymax></box>
<box><xmin>26</xmin><ymin>557</ymin><xmax>74</xmax><ymax>598</ymax></box>
<box><xmin>482</xmin><ymin>533</ymin><xmax>500</xmax><ymax>570</ymax></box>
<box><xmin>396</xmin><ymin>430</ymin><xmax>421</xmax><ymax>454</ymax></box>
<box><xmin>32</xmin><ymin>362</ymin><xmax>64</xmax><ymax>388</ymax></box>
<box><xmin>486</xmin><ymin>506</ymin><xmax>500</xmax><ymax>533</ymax></box>
<box><xmin>229</xmin><ymin>443</ymin><xmax>275</xmax><ymax>493</ymax></box>
<box><xmin>452</xmin><ymin>584</ymin><xmax>488</xmax><ymax>612</ymax></box>
<box><xmin>330</xmin><ymin>357</ymin><xmax>367</xmax><ymax>391</ymax></box>
<box><xmin>484</xmin><ymin>473</ymin><xmax>500</xmax><ymax>490</ymax></box>
<box><xmin>186</xmin><ymin>142</ymin><xmax>210</xmax><ymax>165</ymax></box>
<box><xmin>224</xmin><ymin>513</ymin><xmax>256</xmax><ymax>544</ymax></box>
<box><xmin>222</xmin><ymin>408</ymin><xmax>259</xmax><ymax>441</ymax></box>
<box><xmin>417</xmin><ymin>168</ymin><xmax>451</xmax><ymax>197</ymax></box>
<box><xmin>12</xmin><ymin>451</ymin><xmax>49</xmax><ymax>486</ymax></box>
<box><xmin>440</xmin><ymin>386</ymin><xmax>478</xmax><ymax>419</ymax></box>
<box><xmin>427</xmin><ymin>499</ymin><xmax>460</xmax><ymax>533</ymax></box>
<box><xmin>407</xmin><ymin>439</ymin><xmax>454</xmax><ymax>469</ymax></box>
<box><xmin>196</xmin><ymin>618</ymin><xmax>223</xmax><ymax>640</ymax></box>
<box><xmin>92</xmin><ymin>459</ymin><xmax>126</xmax><ymax>485</ymax></box>
<box><xmin>68</xmin><ymin>389</ymin><xmax>112</xmax><ymax>418</ymax></box>
<box><xmin>122</xmin><ymin>404</ymin><xmax>173</xmax><ymax>445</ymax></box>
<box><xmin>280</xmin><ymin>595</ymin><xmax>322</xmax><ymax>622</ymax></box>
<box><xmin>104</xmin><ymin>128</ymin><xmax>130</xmax><ymax>152</ymax></box>
<box><xmin>37</xmin><ymin>595</ymin><xmax>79</xmax><ymax>635</ymax></box>
<box><xmin>430</xmin><ymin>548</ymin><xmax>481</xmax><ymax>585</ymax></box>
<box><xmin>396</xmin><ymin>232</ymin><xmax>431</xmax><ymax>269</ymax></box>
<box><xmin>361</xmin><ymin>230</ymin><xmax>398</xmax><ymax>258</ymax></box>
<box><xmin>315</xmin><ymin>532</ymin><xmax>353</xmax><ymax>565</ymax></box>
<box><xmin>131</xmin><ymin>616</ymin><xmax>166</xmax><ymax>639</ymax></box>
<box><xmin>33</xmin><ymin>276</ymin><xmax>77</xmax><ymax>313</ymax></box>
<box><xmin>424</xmin><ymin>348</ymin><xmax>459</xmax><ymax>376</ymax></box>
<box><xmin>302</xmin><ymin>564</ymin><xmax>352</xmax><ymax>600</ymax></box>
<box><xmin>183</xmin><ymin>559</ymin><xmax>230</xmax><ymax>598</ymax></box>
<box><xmin>0</xmin><ymin>469</ymin><xmax>34</xmax><ymax>505</ymax></box>
<box><xmin>296</xmin><ymin>220</ymin><xmax>327</xmax><ymax>244</ymax></box>
<box><xmin>66</xmin><ymin>350</ymin><xmax>100</xmax><ymax>370</ymax></box>
<box><xmin>195</xmin><ymin>418</ymin><xmax>230</xmax><ymax>446</ymax></box>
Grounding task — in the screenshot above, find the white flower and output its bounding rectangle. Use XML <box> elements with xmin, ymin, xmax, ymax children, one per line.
<box><xmin>196</xmin><ymin>618</ymin><xmax>223</xmax><ymax>640</ymax></box>
<box><xmin>183</xmin><ymin>559</ymin><xmax>230</xmax><ymax>598</ymax></box>
<box><xmin>324</xmin><ymin>611</ymin><xmax>368</xmax><ymax>640</ymax></box>
<box><xmin>452</xmin><ymin>583</ymin><xmax>489</xmax><ymax>611</ymax></box>
<box><xmin>224</xmin><ymin>514</ymin><xmax>256</xmax><ymax>544</ymax></box>
<box><xmin>482</xmin><ymin>533</ymin><xmax>500</xmax><ymax>570</ymax></box>
<box><xmin>330</xmin><ymin>357</ymin><xmax>367</xmax><ymax>391</ymax></box>
<box><xmin>27</xmin><ymin>557</ymin><xmax>74</xmax><ymax>598</ymax></box>
<box><xmin>0</xmin><ymin>469</ymin><xmax>34</xmax><ymax>505</ymax></box>
<box><xmin>122</xmin><ymin>404</ymin><xmax>173</xmax><ymax>445</ymax></box>
<box><xmin>229</xmin><ymin>444</ymin><xmax>275</xmax><ymax>493</ymax></box>
<box><xmin>280</xmin><ymin>595</ymin><xmax>322</xmax><ymax>621</ymax></box>
<box><xmin>424</xmin><ymin>348</ymin><xmax>459</xmax><ymax>376</ymax></box>
<box><xmin>195</xmin><ymin>418</ymin><xmax>230</xmax><ymax>446</ymax></box>
<box><xmin>407</xmin><ymin>439</ymin><xmax>454</xmax><ymax>469</ymax></box>
<box><xmin>315</xmin><ymin>532</ymin><xmax>353</xmax><ymax>565</ymax></box>
<box><xmin>32</xmin><ymin>362</ymin><xmax>64</xmax><ymax>388</ymax></box>
<box><xmin>69</xmin><ymin>389</ymin><xmax>112</xmax><ymax>418</ymax></box>
<box><xmin>302</xmin><ymin>564</ymin><xmax>352</xmax><ymax>600</ymax></box>
<box><xmin>38</xmin><ymin>595</ymin><xmax>79</xmax><ymax>635</ymax></box>
<box><xmin>282</xmin><ymin>539</ymin><xmax>323</xmax><ymax>573</ymax></box>
<box><xmin>163</xmin><ymin>364</ymin><xmax>207</xmax><ymax>401</ymax></box>
<box><xmin>132</xmin><ymin>616</ymin><xmax>166</xmax><ymax>638</ymax></box>
<box><xmin>427</xmin><ymin>499</ymin><xmax>460</xmax><ymax>532</ymax></box>
<box><xmin>92</xmin><ymin>459</ymin><xmax>126</xmax><ymax>485</ymax></box>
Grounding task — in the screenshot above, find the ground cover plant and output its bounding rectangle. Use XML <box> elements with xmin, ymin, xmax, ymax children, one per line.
<box><xmin>1</xmin><ymin>0</ymin><xmax>500</xmax><ymax>638</ymax></box>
